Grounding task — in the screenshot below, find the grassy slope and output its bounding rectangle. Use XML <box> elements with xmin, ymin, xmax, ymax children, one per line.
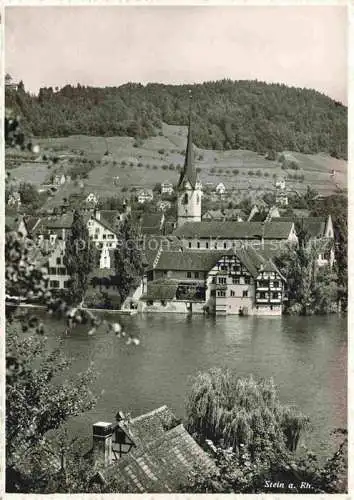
<box><xmin>7</xmin><ymin>122</ymin><xmax>347</xmax><ymax>208</ymax></box>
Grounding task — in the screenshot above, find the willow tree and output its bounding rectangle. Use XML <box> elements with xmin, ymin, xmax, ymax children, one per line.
<box><xmin>185</xmin><ymin>368</ymin><xmax>310</xmax><ymax>462</ymax></box>
<box><xmin>5</xmin><ymin>228</ymin><xmax>139</xmax><ymax>493</ymax></box>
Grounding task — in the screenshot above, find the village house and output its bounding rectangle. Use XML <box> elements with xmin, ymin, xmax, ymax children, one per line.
<box><xmin>137</xmin><ymin>189</ymin><xmax>154</xmax><ymax>204</ymax></box>
<box><xmin>172</xmin><ymin>220</ymin><xmax>297</xmax><ymax>251</ymax></box>
<box><xmin>202</xmin><ymin>208</ymin><xmax>246</xmax><ymax>222</ymax></box>
<box><xmin>161</xmin><ymin>182</ymin><xmax>174</xmax><ymax>196</ymax></box>
<box><xmin>157</xmin><ymin>200</ymin><xmax>172</xmax><ymax>212</ymax></box>
<box><xmin>273</xmin><ymin>215</ymin><xmax>335</xmax><ymax>268</ymax></box>
<box><xmin>139</xmin><ymin>245</ymin><xmax>286</xmax><ymax>316</ymax></box>
<box><xmin>7</xmin><ymin>191</ymin><xmax>21</xmax><ymax>209</ymax></box>
<box><xmin>87</xmin><ymin>406</ymin><xmax>216</xmax><ymax>492</ymax></box>
<box><xmin>53</xmin><ymin>174</ymin><xmax>66</xmax><ymax>186</ymax></box>
<box><xmin>274</xmin><ymin>179</ymin><xmax>288</xmax><ymax>206</ymax></box>
<box><xmin>85</xmin><ymin>192</ymin><xmax>99</xmax><ymax>206</ymax></box>
<box><xmin>215</xmin><ymin>182</ymin><xmax>226</xmax><ymax>195</ymax></box>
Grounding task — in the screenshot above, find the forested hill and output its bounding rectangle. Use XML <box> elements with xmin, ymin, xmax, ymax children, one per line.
<box><xmin>6</xmin><ymin>79</ymin><xmax>347</xmax><ymax>159</ymax></box>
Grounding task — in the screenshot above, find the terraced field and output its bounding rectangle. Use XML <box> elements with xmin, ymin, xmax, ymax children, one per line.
<box><xmin>8</xmin><ymin>122</ymin><xmax>347</xmax><ymax>208</ymax></box>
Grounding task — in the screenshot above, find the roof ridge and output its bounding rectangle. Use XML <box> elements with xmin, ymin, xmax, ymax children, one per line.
<box><xmin>130</xmin><ymin>405</ymin><xmax>169</xmax><ymax>424</ymax></box>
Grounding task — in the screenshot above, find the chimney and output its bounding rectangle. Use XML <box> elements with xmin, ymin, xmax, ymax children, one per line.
<box><xmin>92</xmin><ymin>422</ymin><xmax>113</xmax><ymax>468</ymax></box>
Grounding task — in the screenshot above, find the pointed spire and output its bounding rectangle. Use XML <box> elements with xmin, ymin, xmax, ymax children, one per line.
<box><xmin>178</xmin><ymin>90</ymin><xmax>197</xmax><ymax>189</ymax></box>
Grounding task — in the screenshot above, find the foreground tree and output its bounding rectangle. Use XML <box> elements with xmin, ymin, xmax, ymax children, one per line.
<box><xmin>5</xmin><ymin>228</ymin><xmax>139</xmax><ymax>492</ymax></box>
<box><xmin>185</xmin><ymin>368</ymin><xmax>309</xmax><ymax>461</ymax></box>
<box><xmin>180</xmin><ymin>429</ymin><xmax>347</xmax><ymax>493</ymax></box>
<box><xmin>183</xmin><ymin>368</ymin><xmax>347</xmax><ymax>493</ymax></box>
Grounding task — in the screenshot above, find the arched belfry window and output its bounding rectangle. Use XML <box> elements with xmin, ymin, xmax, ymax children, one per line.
<box><xmin>183</xmin><ymin>193</ymin><xmax>188</xmax><ymax>205</ymax></box>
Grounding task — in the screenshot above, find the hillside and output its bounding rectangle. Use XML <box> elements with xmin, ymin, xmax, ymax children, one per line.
<box><xmin>6</xmin><ymin>79</ymin><xmax>347</xmax><ymax>159</ymax></box>
<box><xmin>6</xmin><ymin>122</ymin><xmax>346</xmax><ymax>210</ymax></box>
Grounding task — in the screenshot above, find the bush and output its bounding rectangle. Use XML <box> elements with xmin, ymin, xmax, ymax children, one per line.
<box><xmin>196</xmin><ymin>167</ymin><xmax>201</xmax><ymax>173</ymax></box>
<box><xmin>162</xmin><ymin>165</ymin><xmax>168</xmax><ymax>170</ymax></box>
<box><xmin>233</xmin><ymin>169</ymin><xmax>239</xmax><ymax>175</ymax></box>
<box><xmin>248</xmin><ymin>170</ymin><xmax>254</xmax><ymax>176</ymax></box>
<box><xmin>256</xmin><ymin>170</ymin><xmax>262</xmax><ymax>177</ymax></box>
<box><xmin>158</xmin><ymin>148</ymin><xmax>165</xmax><ymax>155</ymax></box>
<box><xmin>266</xmin><ymin>149</ymin><xmax>277</xmax><ymax>161</ymax></box>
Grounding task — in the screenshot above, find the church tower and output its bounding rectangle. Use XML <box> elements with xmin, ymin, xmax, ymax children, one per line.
<box><xmin>177</xmin><ymin>94</ymin><xmax>202</xmax><ymax>228</ymax></box>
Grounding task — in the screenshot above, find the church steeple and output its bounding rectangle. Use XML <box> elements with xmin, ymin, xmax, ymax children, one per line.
<box><xmin>176</xmin><ymin>90</ymin><xmax>202</xmax><ymax>228</ymax></box>
<box><xmin>178</xmin><ymin>91</ymin><xmax>198</xmax><ymax>189</ymax></box>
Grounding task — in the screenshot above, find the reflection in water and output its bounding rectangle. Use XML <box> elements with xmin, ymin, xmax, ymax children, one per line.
<box><xmin>43</xmin><ymin>312</ymin><xmax>347</xmax><ymax>457</ymax></box>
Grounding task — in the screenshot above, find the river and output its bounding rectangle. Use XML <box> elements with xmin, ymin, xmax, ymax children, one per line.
<box><xmin>44</xmin><ymin>312</ymin><xmax>347</xmax><ymax>457</ymax></box>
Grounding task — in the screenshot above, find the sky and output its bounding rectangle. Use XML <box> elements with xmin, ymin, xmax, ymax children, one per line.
<box><xmin>5</xmin><ymin>5</ymin><xmax>347</xmax><ymax>103</ymax></box>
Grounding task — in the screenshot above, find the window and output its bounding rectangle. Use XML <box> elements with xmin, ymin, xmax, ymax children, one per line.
<box><xmin>219</xmin><ymin>277</ymin><xmax>226</xmax><ymax>284</ymax></box>
<box><xmin>147</xmin><ymin>300</ymin><xmax>154</xmax><ymax>306</ymax></box>
<box><xmin>211</xmin><ymin>277</ymin><xmax>216</xmax><ymax>284</ymax></box>
<box><xmin>211</xmin><ymin>290</ymin><xmax>216</xmax><ymax>297</ymax></box>
<box><xmin>223</xmin><ymin>242</ymin><xmax>227</xmax><ymax>249</ymax></box>
<box><xmin>161</xmin><ymin>300</ymin><xmax>167</xmax><ymax>306</ymax></box>
<box><xmin>49</xmin><ymin>267</ymin><xmax>56</xmax><ymax>275</ymax></box>
<box><xmin>217</xmin><ymin>290</ymin><xmax>226</xmax><ymax>297</ymax></box>
<box><xmin>49</xmin><ymin>280</ymin><xmax>60</xmax><ymax>289</ymax></box>
<box><xmin>272</xmin><ymin>292</ymin><xmax>279</xmax><ymax>300</ymax></box>
<box><xmin>195</xmin><ymin>272</ymin><xmax>199</xmax><ymax>278</ymax></box>
<box><xmin>63</xmin><ymin>280</ymin><xmax>70</xmax><ymax>288</ymax></box>
<box><xmin>232</xmin><ymin>277</ymin><xmax>240</xmax><ymax>285</ymax></box>
<box><xmin>243</xmin><ymin>290</ymin><xmax>248</xmax><ymax>298</ymax></box>
<box><xmin>188</xmin><ymin>242</ymin><xmax>192</xmax><ymax>249</ymax></box>
<box><xmin>273</xmin><ymin>280</ymin><xmax>280</xmax><ymax>288</ymax></box>
<box><xmin>245</xmin><ymin>276</ymin><xmax>250</xmax><ymax>284</ymax></box>
<box><xmin>214</xmin><ymin>242</ymin><xmax>218</xmax><ymax>249</ymax></box>
<box><xmin>183</xmin><ymin>193</ymin><xmax>188</xmax><ymax>205</ymax></box>
<box><xmin>205</xmin><ymin>242</ymin><xmax>209</xmax><ymax>249</ymax></box>
<box><xmin>220</xmin><ymin>265</ymin><xmax>227</xmax><ymax>271</ymax></box>
<box><xmin>259</xmin><ymin>292</ymin><xmax>266</xmax><ymax>299</ymax></box>
<box><xmin>56</xmin><ymin>257</ymin><xmax>61</xmax><ymax>265</ymax></box>
<box><xmin>197</xmin><ymin>242</ymin><xmax>200</xmax><ymax>249</ymax></box>
<box><xmin>103</xmin><ymin>234</ymin><xmax>107</xmax><ymax>240</ymax></box>
<box><xmin>187</xmin><ymin>271</ymin><xmax>192</xmax><ymax>278</ymax></box>
<box><xmin>230</xmin><ymin>290</ymin><xmax>235</xmax><ymax>297</ymax></box>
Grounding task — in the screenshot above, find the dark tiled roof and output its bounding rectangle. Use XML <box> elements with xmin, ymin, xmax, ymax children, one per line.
<box><xmin>275</xmin><ymin>216</ymin><xmax>327</xmax><ymax>238</ymax></box>
<box><xmin>142</xmin><ymin>281</ymin><xmax>179</xmax><ymax>300</ymax></box>
<box><xmin>5</xmin><ymin>215</ymin><xmax>20</xmax><ymax>231</ymax></box>
<box><xmin>119</xmin><ymin>406</ymin><xmax>177</xmax><ymax>447</ymax></box>
<box><xmin>299</xmin><ymin>217</ymin><xmax>327</xmax><ymax>238</ymax></box>
<box><xmin>155</xmin><ymin>250</ymin><xmax>227</xmax><ymax>272</ymax></box>
<box><xmin>104</xmin><ymin>421</ymin><xmax>216</xmax><ymax>493</ymax></box>
<box><xmin>173</xmin><ymin>221</ymin><xmax>294</xmax><ymax>240</ymax></box>
<box><xmin>97</xmin><ymin>210</ymin><xmax>120</xmax><ymax>231</ymax></box>
<box><xmin>131</xmin><ymin>211</ymin><xmax>164</xmax><ymax>235</ymax></box>
<box><xmin>154</xmin><ymin>245</ymin><xmax>285</xmax><ymax>281</ymax></box>
<box><xmin>142</xmin><ymin>235</ymin><xmax>182</xmax><ymax>270</ymax></box>
<box><xmin>202</xmin><ymin>209</ymin><xmax>246</xmax><ymax>221</ymax></box>
<box><xmin>23</xmin><ymin>216</ymin><xmax>41</xmax><ymax>234</ymax></box>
